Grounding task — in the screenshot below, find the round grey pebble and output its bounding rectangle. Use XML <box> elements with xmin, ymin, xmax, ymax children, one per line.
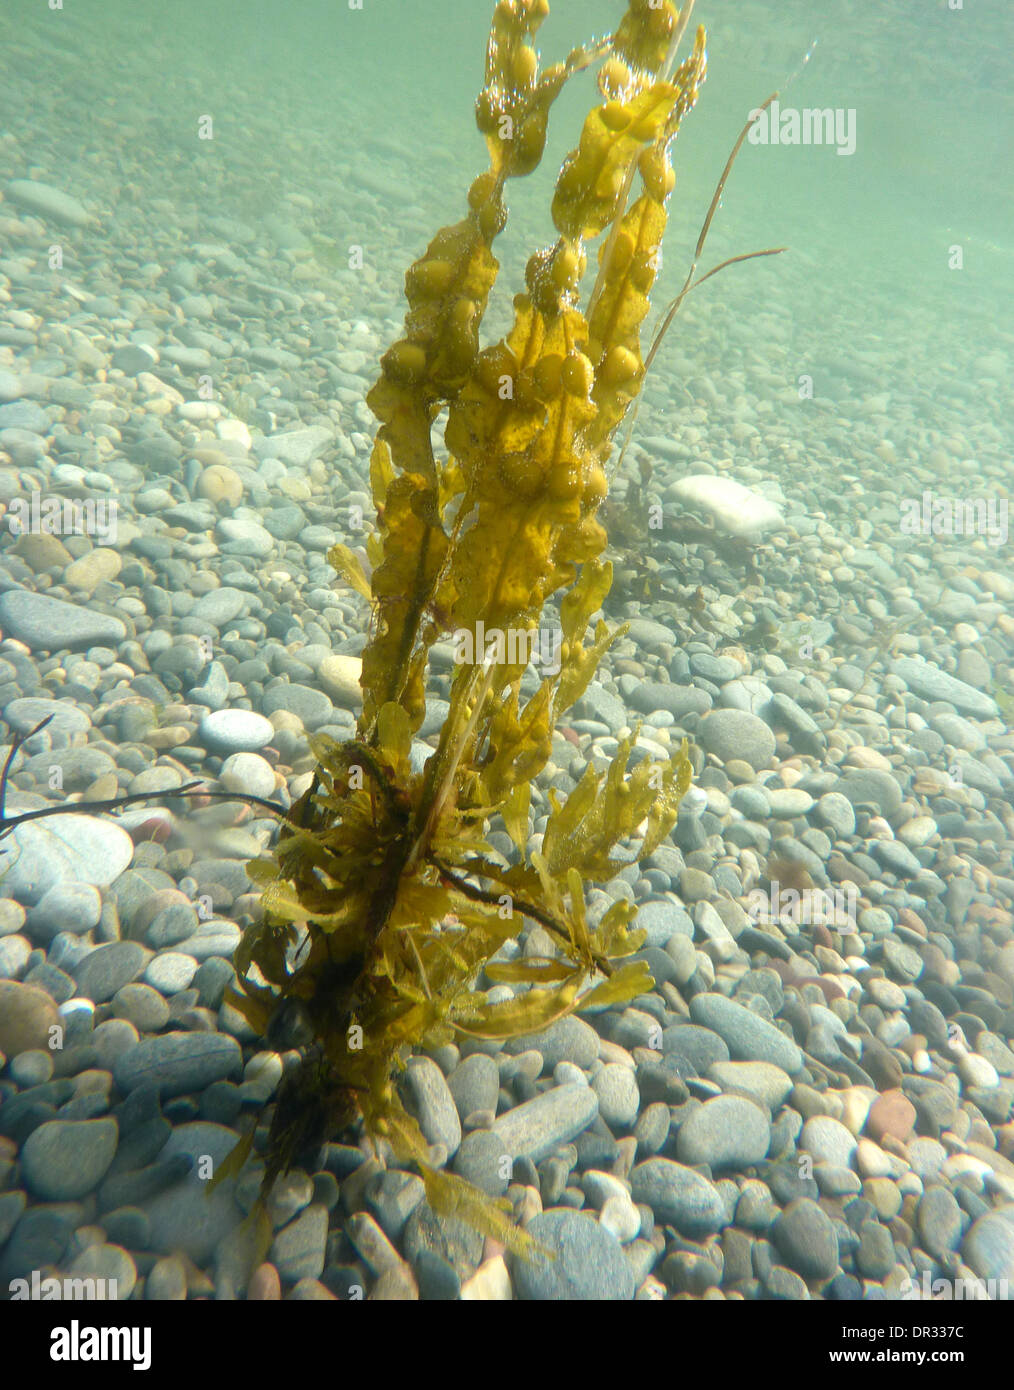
<box><xmin>197</xmin><ymin>709</ymin><xmax>274</xmax><ymax>753</ymax></box>
<box><xmin>630</xmin><ymin>1157</ymin><xmax>728</xmax><ymax>1238</ymax></box>
<box><xmin>73</xmin><ymin>942</ymin><xmax>149</xmax><ymax>1004</ymax></box>
<box><xmin>697</xmin><ymin>709</ymin><xmax>776</xmax><ymax>770</ymax></box>
<box><xmin>111</xmin><ymin>983</ymin><xmax>170</xmax><ymax>1032</ymax></box>
<box><xmin>144</xmin><ymin>953</ymin><xmax>199</xmax><ymax>995</ymax></box>
<box><xmin>21</xmin><ymin>1117</ymin><xmax>119</xmax><ymax>1200</ymax></box>
<box><xmin>591</xmin><ymin>1063</ymin><xmax>639</xmax><ymax>1129</ymax></box>
<box><xmin>511</xmin><ymin>1209</ymin><xmax>635</xmax><ymax>1300</ymax></box>
<box><xmin>112</xmin><ymin>1030</ymin><xmax>242</xmax><ymax>1097</ymax></box>
<box><xmin>675</xmin><ymin>1094</ymin><xmax>771</xmax><ymax>1171</ymax></box>
<box><xmin>26</xmin><ymin>881</ymin><xmax>102</xmax><ymax>941</ymax></box>
<box><xmin>772</xmin><ymin>1197</ymin><xmax>840</xmax><ymax>1281</ymax></box>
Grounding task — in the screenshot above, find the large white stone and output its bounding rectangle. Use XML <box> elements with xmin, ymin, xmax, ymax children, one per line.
<box><xmin>668</xmin><ymin>474</ymin><xmax>785</xmax><ymax>537</ymax></box>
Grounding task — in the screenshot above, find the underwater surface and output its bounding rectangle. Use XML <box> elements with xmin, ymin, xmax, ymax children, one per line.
<box><xmin>0</xmin><ymin>0</ymin><xmax>1013</xmax><ymax>1328</ymax></box>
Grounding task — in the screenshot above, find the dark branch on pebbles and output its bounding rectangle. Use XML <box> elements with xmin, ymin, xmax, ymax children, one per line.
<box><xmin>0</xmin><ymin>716</ymin><xmax>293</xmax><ymax>845</ymax></box>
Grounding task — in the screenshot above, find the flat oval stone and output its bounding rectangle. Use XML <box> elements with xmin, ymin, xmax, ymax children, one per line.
<box><xmin>676</xmin><ymin>1094</ymin><xmax>771</xmax><ymax>1170</ymax></box>
<box><xmin>630</xmin><ymin>1157</ymin><xmax>728</xmax><ymax>1237</ymax></box>
<box><xmin>708</xmin><ymin>1060</ymin><xmax>793</xmax><ymax>1113</ymax></box>
<box><xmin>962</xmin><ymin>1207</ymin><xmax>1014</xmax><ymax>1290</ymax></box>
<box><xmin>487</xmin><ymin>1082</ymin><xmax>599</xmax><ymax>1165</ymax></box>
<box><xmin>689</xmin><ymin>994</ymin><xmax>802</xmax><ymax>1073</ymax></box>
<box><xmin>112</xmin><ymin>1031</ymin><xmax>242</xmax><ymax>1097</ymax></box>
<box><xmin>511</xmin><ymin>1209</ymin><xmax>635</xmax><ymax>1300</ymax></box>
<box><xmin>5</xmin><ymin>179</ymin><xmax>90</xmax><ymax>226</ymax></box>
<box><xmin>0</xmin><ymin>590</ymin><xmax>125</xmax><ymax>650</ymax></box>
<box><xmin>21</xmin><ymin>1117</ymin><xmax>118</xmax><ymax>1200</ymax></box>
<box><xmin>0</xmin><ymin>980</ymin><xmax>61</xmax><ymax>1056</ymax></box>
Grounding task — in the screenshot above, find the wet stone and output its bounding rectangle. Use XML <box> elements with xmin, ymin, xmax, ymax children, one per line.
<box><xmin>963</xmin><ymin>1208</ymin><xmax>1014</xmax><ymax>1287</ymax></box>
<box><xmin>660</xmin><ymin>1023</ymin><xmax>730</xmax><ymax>1075</ymax></box>
<box><xmin>447</xmin><ymin>1053</ymin><xmax>499</xmax><ymax>1120</ymax></box>
<box><xmin>0</xmin><ymin>1208</ymin><xmax>73</xmax><ymax>1283</ymax></box>
<box><xmin>112</xmin><ymin>1031</ymin><xmax>242</xmax><ymax>1097</ymax></box>
<box><xmin>403</xmin><ymin>1199</ymin><xmax>484</xmax><ymax>1282</ymax></box>
<box><xmin>918</xmin><ymin>1186</ymin><xmax>963</xmax><ymax>1260</ymax></box>
<box><xmin>689</xmin><ymin>994</ymin><xmax>803</xmax><ymax>1072</ymax></box>
<box><xmin>270</xmin><ymin>1204</ymin><xmax>328</xmax><ymax>1284</ymax></box>
<box><xmin>66</xmin><ymin>1242</ymin><xmax>136</xmax><ymax>1300</ymax></box>
<box><xmin>592</xmin><ymin>1064</ymin><xmax>639</xmax><ymax>1130</ymax></box>
<box><xmin>143</xmin><ymin>1123</ymin><xmax>244</xmax><ymax>1263</ymax></box>
<box><xmin>772</xmin><ymin>1198</ymin><xmax>840</xmax><ymax>1281</ymax></box>
<box><xmin>73</xmin><ymin>942</ymin><xmax>149</xmax><ymax>1004</ymax></box>
<box><xmin>503</xmin><ymin>1015</ymin><xmax>598</xmax><ymax>1069</ymax></box>
<box><xmin>675</xmin><ymin>1095</ymin><xmax>771</xmax><ymax>1171</ymax></box>
<box><xmin>21</xmin><ymin>1117</ymin><xmax>118</xmax><ymax>1200</ymax></box>
<box><xmin>511</xmin><ymin>1209</ymin><xmax>635</xmax><ymax>1300</ymax></box>
<box><xmin>402</xmin><ymin>1056</ymin><xmax>461</xmax><ymax>1158</ymax></box>
<box><xmin>111</xmin><ymin>983</ymin><xmax>169</xmax><ymax>1032</ymax></box>
<box><xmin>630</xmin><ymin>1158</ymin><xmax>728</xmax><ymax>1238</ymax></box>
<box><xmin>487</xmin><ymin>1082</ymin><xmax>599</xmax><ymax>1166</ymax></box>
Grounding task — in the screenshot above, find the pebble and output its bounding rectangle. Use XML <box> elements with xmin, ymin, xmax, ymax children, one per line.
<box><xmin>143</xmin><ymin>1123</ymin><xmax>244</xmax><ymax>1263</ymax></box>
<box><xmin>219</xmin><ymin>752</ymin><xmax>277</xmax><ymax>800</ymax></box>
<box><xmin>73</xmin><ymin>941</ymin><xmax>149</xmax><ymax>1003</ymax></box>
<box><xmin>689</xmin><ymin>994</ymin><xmax>802</xmax><ymax>1073</ymax></box>
<box><xmin>708</xmin><ymin>1060</ymin><xmax>793</xmax><ymax>1112</ymax></box>
<box><xmin>917</xmin><ymin>1186</ymin><xmax>962</xmax><ymax>1259</ymax></box>
<box><xmin>799</xmin><ymin>1116</ymin><xmax>858</xmax><ymax>1169</ymax></box>
<box><xmin>510</xmin><ymin>1210</ymin><xmax>635</xmax><ymax>1300</ymax></box>
<box><xmin>5</xmin><ymin>178</ymin><xmax>91</xmax><ymax>226</ymax></box>
<box><xmin>504</xmin><ymin>1016</ymin><xmax>598</xmax><ymax>1070</ymax></box>
<box><xmin>833</xmin><ymin>769</ymin><xmax>903</xmax><ymax>817</ymax></box>
<box><xmin>146</xmin><ymin>1254</ymin><xmax>188</xmax><ymax>1301</ymax></box>
<box><xmin>676</xmin><ymin>1094</ymin><xmax>771</xmax><ymax>1170</ymax></box>
<box><xmin>667</xmin><ymin>475</ymin><xmax>784</xmax><ymax>537</ymax></box>
<box><xmin>460</xmin><ymin>1254</ymin><xmax>513</xmax><ymax>1300</ymax></box>
<box><xmin>317</xmin><ymin>653</ymin><xmax>363</xmax><ymax>708</ymax></box>
<box><xmin>2</xmin><ymin>812</ymin><xmax>134</xmax><ymax>904</ymax></box>
<box><xmin>402</xmin><ymin>1056</ymin><xmax>462</xmax><ymax>1158</ymax></box>
<box><xmin>891</xmin><ymin>656</ymin><xmax>999</xmax><ymax>719</ymax></box>
<box><xmin>9</xmin><ymin>1048</ymin><xmax>54</xmax><ymax>1086</ymax></box>
<box><xmin>21</xmin><ymin>1117</ymin><xmax>118</xmax><ymax>1200</ymax></box>
<box><xmin>0</xmin><ymin>979</ymin><xmax>61</xmax><ymax>1056</ymax></box>
<box><xmin>866</xmin><ymin>1090</ymin><xmax>916</xmax><ymax>1143</ymax></box>
<box><xmin>197</xmin><ymin>709</ymin><xmax>275</xmax><ymax>752</ymax></box>
<box><xmin>630</xmin><ymin>1158</ymin><xmax>728</xmax><ymax>1237</ymax></box>
<box><xmin>697</xmin><ymin>709</ymin><xmax>776</xmax><ymax>770</ymax></box>
<box><xmin>0</xmin><ymin>590</ymin><xmax>125</xmax><ymax>650</ymax></box>
<box><xmin>963</xmin><ymin>1208</ymin><xmax>1014</xmax><ymax>1288</ymax></box>
<box><xmin>447</xmin><ymin>1053</ymin><xmax>500</xmax><ymax>1120</ymax></box>
<box><xmin>111</xmin><ymin>982</ymin><xmax>170</xmax><ymax>1032</ymax></box>
<box><xmin>26</xmin><ymin>882</ymin><xmax>103</xmax><ymax>941</ymax></box>
<box><xmin>766</xmin><ymin>787</ymin><xmax>814</xmax><ymax>817</ymax></box>
<box><xmin>484</xmin><ymin>1083</ymin><xmax>599</xmax><ymax>1167</ymax></box>
<box><xmin>143</xmin><ymin>952</ymin><xmax>199</xmax><ymax>994</ymax></box>
<box><xmin>112</xmin><ymin>1031</ymin><xmax>242</xmax><ymax>1096</ymax></box>
<box><xmin>591</xmin><ymin>1063</ymin><xmax>640</xmax><ymax>1129</ymax></box>
<box><xmin>270</xmin><ymin>1204</ymin><xmax>328</xmax><ymax>1284</ymax></box>
<box><xmin>772</xmin><ymin>1197</ymin><xmax>839</xmax><ymax>1281</ymax></box>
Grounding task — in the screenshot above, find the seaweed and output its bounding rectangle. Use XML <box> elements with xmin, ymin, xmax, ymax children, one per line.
<box><xmin>221</xmin><ymin>0</ymin><xmax>718</xmax><ymax>1254</ymax></box>
<box><xmin>0</xmin><ymin>0</ymin><xmax>780</xmax><ymax>1264</ymax></box>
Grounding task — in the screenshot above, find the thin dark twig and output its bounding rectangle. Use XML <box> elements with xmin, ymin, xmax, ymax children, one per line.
<box><xmin>0</xmin><ymin>715</ymin><xmax>55</xmax><ymax>821</ymax></box>
<box><xmin>0</xmin><ymin>784</ymin><xmax>293</xmax><ymax>842</ymax></box>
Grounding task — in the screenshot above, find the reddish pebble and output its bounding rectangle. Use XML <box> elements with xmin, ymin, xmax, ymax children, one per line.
<box><xmin>896</xmin><ymin>908</ymin><xmax>926</xmax><ymax>937</ymax></box>
<box><xmin>248</xmin><ymin>1262</ymin><xmax>281</xmax><ymax>1300</ymax></box>
<box><xmin>130</xmin><ymin>816</ymin><xmax>172</xmax><ymax>844</ymax></box>
<box><xmin>866</xmin><ymin>1089</ymin><xmax>916</xmax><ymax>1144</ymax></box>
